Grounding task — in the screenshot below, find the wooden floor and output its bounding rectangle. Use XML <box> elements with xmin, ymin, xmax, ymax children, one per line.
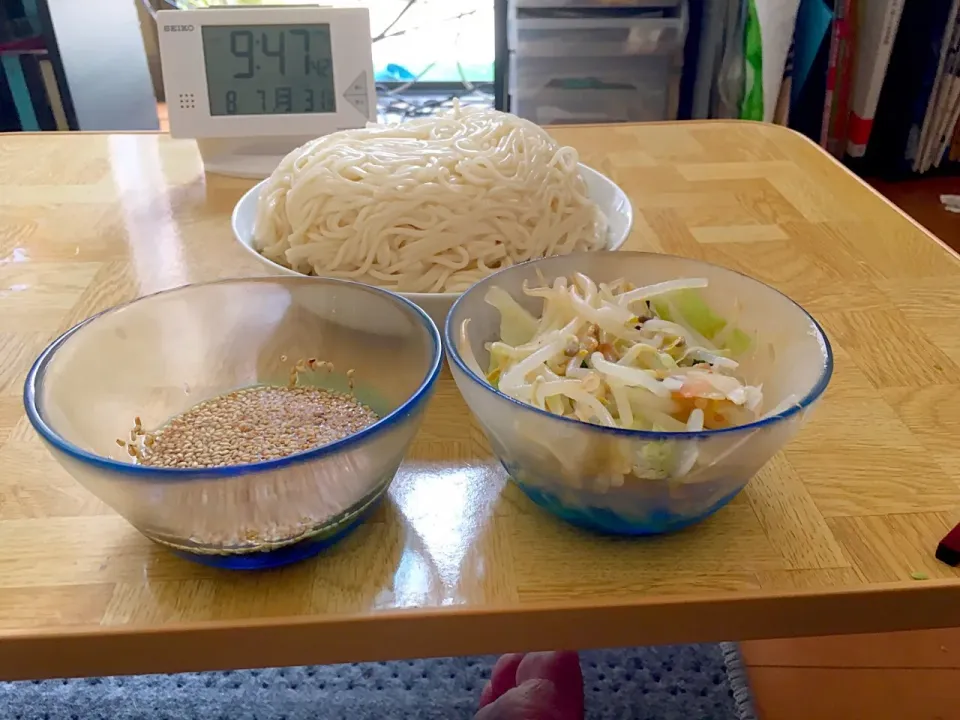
<box><xmin>742</xmin><ymin>630</ymin><xmax>960</xmax><ymax>719</ymax></box>
<box><xmin>742</xmin><ymin>174</ymin><xmax>959</xmax><ymax>719</ymax></box>
<box><xmin>868</xmin><ymin>176</ymin><xmax>960</xmax><ymax>254</ymax></box>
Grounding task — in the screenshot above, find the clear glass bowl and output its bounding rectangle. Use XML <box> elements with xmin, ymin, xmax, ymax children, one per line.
<box><xmin>445</xmin><ymin>252</ymin><xmax>833</xmax><ymax>535</ymax></box>
<box><xmin>25</xmin><ymin>277</ymin><xmax>442</xmax><ymax>569</ymax></box>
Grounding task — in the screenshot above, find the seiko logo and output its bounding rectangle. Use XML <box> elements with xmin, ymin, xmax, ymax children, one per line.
<box><xmin>164</xmin><ymin>24</ymin><xmax>195</xmax><ymax>32</ymax></box>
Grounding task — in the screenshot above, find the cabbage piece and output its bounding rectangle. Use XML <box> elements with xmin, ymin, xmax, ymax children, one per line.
<box><xmin>651</xmin><ymin>289</ymin><xmax>752</xmax><ymax>355</ymax></box>
<box><xmin>743</xmin><ymin>385</ymin><xmax>764</xmax><ymax>412</ymax></box>
<box><xmin>623</xmin><ymin>388</ymin><xmax>683</xmax><ymax>423</ymax></box>
<box><xmin>618</xmin><ymin>278</ymin><xmax>709</xmax><ymax>306</ymax></box>
<box><xmin>512</xmin><ymin>418</ymin><xmax>591</xmax><ymax>487</ymax></box>
<box><xmin>458</xmin><ymin>319</ymin><xmax>485</xmax><ymax>378</ymax></box>
<box><xmin>486</xmin><ymin>343</ymin><xmax>520</xmax><ymax>373</ymax></box>
<box><xmin>686</xmin><ymin>407</ymin><xmax>705</xmax><ymax>432</ymax></box>
<box><xmin>485</xmin><ymin>286</ymin><xmax>538</xmax><ymax>346</ymax></box>
<box><xmin>761</xmin><ymin>393</ymin><xmax>801</xmax><ymax>419</ymax></box>
<box><xmin>672</xmin><ymin>408</ymin><xmax>704</xmax><ymax>477</ymax></box>
<box><xmin>633</xmin><ymin>441</ymin><xmax>675</xmax><ymax>480</ymax></box>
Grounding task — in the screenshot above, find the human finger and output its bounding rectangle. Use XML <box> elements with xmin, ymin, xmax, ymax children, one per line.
<box><xmin>478</xmin><ymin>653</ymin><xmax>526</xmax><ymax>709</ymax></box>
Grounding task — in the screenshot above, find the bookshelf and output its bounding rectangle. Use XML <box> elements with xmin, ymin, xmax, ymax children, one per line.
<box><xmin>1</xmin><ymin>0</ymin><xmax>158</xmax><ymax>132</ymax></box>
<box><xmin>0</xmin><ymin>0</ymin><xmax>73</xmax><ymax>131</ymax></box>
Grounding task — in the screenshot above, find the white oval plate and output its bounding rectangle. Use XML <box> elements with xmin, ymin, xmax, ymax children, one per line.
<box><xmin>232</xmin><ymin>163</ymin><xmax>633</xmax><ymax>328</ymax></box>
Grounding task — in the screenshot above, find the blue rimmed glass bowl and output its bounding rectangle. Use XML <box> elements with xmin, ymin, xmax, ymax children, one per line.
<box><xmin>24</xmin><ymin>277</ymin><xmax>442</xmax><ymax>569</ymax></box>
<box><xmin>445</xmin><ymin>252</ymin><xmax>833</xmax><ymax>535</ymax></box>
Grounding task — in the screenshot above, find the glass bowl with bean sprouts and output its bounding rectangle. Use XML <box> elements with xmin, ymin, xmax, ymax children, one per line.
<box><xmin>24</xmin><ymin>277</ymin><xmax>442</xmax><ymax>569</ymax></box>
<box><xmin>445</xmin><ymin>252</ymin><xmax>832</xmax><ymax>535</ymax></box>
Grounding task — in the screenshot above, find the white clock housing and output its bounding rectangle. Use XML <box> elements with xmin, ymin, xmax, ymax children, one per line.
<box><xmin>157</xmin><ymin>5</ymin><xmax>375</xmax><ymax>178</ymax></box>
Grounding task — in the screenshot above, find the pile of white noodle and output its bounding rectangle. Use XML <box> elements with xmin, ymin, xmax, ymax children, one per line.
<box><xmin>252</xmin><ymin>104</ymin><xmax>608</xmax><ymax>293</ymax></box>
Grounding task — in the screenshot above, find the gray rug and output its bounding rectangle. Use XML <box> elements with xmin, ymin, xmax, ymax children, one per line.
<box><xmin>0</xmin><ymin>644</ymin><xmax>755</xmax><ymax>720</ymax></box>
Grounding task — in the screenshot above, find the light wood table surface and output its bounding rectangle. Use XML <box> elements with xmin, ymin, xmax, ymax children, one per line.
<box><xmin>1</xmin><ymin>122</ymin><xmax>959</xmax><ymax>681</ymax></box>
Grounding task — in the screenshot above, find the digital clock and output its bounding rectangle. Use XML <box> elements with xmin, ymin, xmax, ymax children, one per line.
<box><xmin>202</xmin><ymin>24</ymin><xmax>338</xmax><ymax>117</ymax></box>
<box><xmin>157</xmin><ymin>6</ymin><xmax>375</xmax><ymax>178</ymax></box>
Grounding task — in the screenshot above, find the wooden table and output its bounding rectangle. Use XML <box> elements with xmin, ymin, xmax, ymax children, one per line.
<box><xmin>1</xmin><ymin>123</ymin><xmax>959</xmax><ymax>681</ymax></box>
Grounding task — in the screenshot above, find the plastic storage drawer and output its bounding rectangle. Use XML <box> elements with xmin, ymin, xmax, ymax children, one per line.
<box><xmin>509</xmin><ymin>54</ymin><xmax>678</xmax><ymax>124</ymax></box>
<box><xmin>510</xmin><ymin>0</ymin><xmax>682</xmax><ymax>10</ymax></box>
<box><xmin>510</xmin><ymin>14</ymin><xmax>686</xmax><ymax>59</ymax></box>
<box><xmin>511</xmin><ymin>85</ymin><xmax>671</xmax><ymax>125</ymax></box>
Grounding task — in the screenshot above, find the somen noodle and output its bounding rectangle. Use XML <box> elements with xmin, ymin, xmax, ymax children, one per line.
<box><xmin>252</xmin><ymin>104</ymin><xmax>608</xmax><ymax>293</ymax></box>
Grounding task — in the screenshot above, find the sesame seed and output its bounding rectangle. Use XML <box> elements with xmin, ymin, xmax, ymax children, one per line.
<box><xmin>127</xmin><ymin>384</ymin><xmax>378</xmax><ymax>470</ymax></box>
<box><xmin>112</xmin><ymin>360</ymin><xmax>383</xmax><ymax>554</ymax></box>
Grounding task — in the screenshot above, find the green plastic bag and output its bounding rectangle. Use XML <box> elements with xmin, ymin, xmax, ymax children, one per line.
<box><xmin>740</xmin><ymin>0</ymin><xmax>764</xmax><ymax>120</ymax></box>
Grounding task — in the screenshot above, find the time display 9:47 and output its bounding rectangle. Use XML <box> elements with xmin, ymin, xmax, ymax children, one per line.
<box><xmin>202</xmin><ymin>24</ymin><xmax>337</xmax><ymax>116</ymax></box>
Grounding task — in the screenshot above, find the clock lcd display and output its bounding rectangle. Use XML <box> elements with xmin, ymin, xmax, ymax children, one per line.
<box><xmin>202</xmin><ymin>24</ymin><xmax>336</xmax><ymax>116</ymax></box>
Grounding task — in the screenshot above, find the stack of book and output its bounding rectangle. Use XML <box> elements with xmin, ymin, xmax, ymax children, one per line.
<box><xmin>689</xmin><ymin>0</ymin><xmax>960</xmax><ymax>177</ymax></box>
<box><xmin>0</xmin><ymin>0</ymin><xmax>72</xmax><ymax>132</ymax></box>
<box><xmin>902</xmin><ymin>1</ymin><xmax>960</xmax><ymax>174</ymax></box>
<box><xmin>862</xmin><ymin>0</ymin><xmax>960</xmax><ymax>176</ymax></box>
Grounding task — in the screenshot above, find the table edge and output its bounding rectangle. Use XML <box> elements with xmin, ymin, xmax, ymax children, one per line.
<box><xmin>4</xmin><ymin>580</ymin><xmax>960</xmax><ymax>681</ymax></box>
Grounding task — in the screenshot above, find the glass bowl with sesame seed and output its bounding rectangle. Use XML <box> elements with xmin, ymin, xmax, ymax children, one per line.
<box><xmin>24</xmin><ymin>277</ymin><xmax>442</xmax><ymax>569</ymax></box>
